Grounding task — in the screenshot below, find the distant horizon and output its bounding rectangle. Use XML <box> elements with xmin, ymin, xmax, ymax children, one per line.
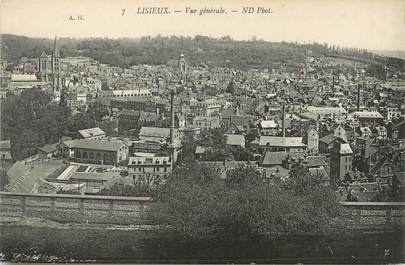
<box><xmin>3</xmin><ymin>33</ymin><xmax>405</xmax><ymax>55</ymax></box>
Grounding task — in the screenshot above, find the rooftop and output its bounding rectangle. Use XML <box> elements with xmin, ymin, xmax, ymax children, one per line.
<box><xmin>78</xmin><ymin>127</ymin><xmax>106</xmax><ymax>138</ymax></box>
<box><xmin>258</xmin><ymin>136</ymin><xmax>306</xmax><ymax>147</ymax></box>
<box><xmin>63</xmin><ymin>139</ymin><xmax>125</xmax><ymax>152</ymax></box>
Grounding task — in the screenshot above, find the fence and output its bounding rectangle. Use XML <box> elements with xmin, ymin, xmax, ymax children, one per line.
<box><xmin>0</xmin><ymin>191</ymin><xmax>404</xmax><ymax>227</ymax></box>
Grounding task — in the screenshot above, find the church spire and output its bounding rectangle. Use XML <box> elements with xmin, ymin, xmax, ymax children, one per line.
<box><xmin>53</xmin><ymin>35</ymin><xmax>60</xmax><ymax>58</ymax></box>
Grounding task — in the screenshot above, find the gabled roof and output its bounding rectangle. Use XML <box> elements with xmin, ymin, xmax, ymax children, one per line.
<box><xmin>319</xmin><ymin>134</ymin><xmax>339</xmax><ymax>145</ymax></box>
<box><xmin>39</xmin><ymin>143</ymin><xmax>57</xmax><ymax>154</ymax></box>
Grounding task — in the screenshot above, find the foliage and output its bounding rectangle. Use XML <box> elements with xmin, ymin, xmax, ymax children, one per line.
<box><xmin>98</xmin><ymin>182</ymin><xmax>153</xmax><ymax>197</ymax></box>
<box><xmin>367</xmin><ymin>63</ymin><xmax>387</xmax><ymax>80</ymax></box>
<box><xmin>2</xmin><ymin>34</ymin><xmax>394</xmax><ymax>71</ymax></box>
<box><xmin>0</xmin><ymin>168</ymin><xmax>8</xmax><ymax>191</ymax></box>
<box><xmin>151</xmin><ymin>162</ymin><xmax>345</xmax><ymax>241</ymax></box>
<box><xmin>0</xmin><ymin>89</ymin><xmax>69</xmax><ymax>160</ymax></box>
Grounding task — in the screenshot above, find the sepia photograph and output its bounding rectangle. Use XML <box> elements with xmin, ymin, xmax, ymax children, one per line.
<box><xmin>0</xmin><ymin>0</ymin><xmax>404</xmax><ymax>263</ymax></box>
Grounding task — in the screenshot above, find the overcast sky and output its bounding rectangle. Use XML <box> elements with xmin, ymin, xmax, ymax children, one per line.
<box><xmin>1</xmin><ymin>0</ymin><xmax>405</xmax><ymax>51</ymax></box>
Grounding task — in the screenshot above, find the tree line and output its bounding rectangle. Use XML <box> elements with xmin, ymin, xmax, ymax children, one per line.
<box><xmin>1</xmin><ymin>34</ymin><xmax>390</xmax><ymax>71</ymax></box>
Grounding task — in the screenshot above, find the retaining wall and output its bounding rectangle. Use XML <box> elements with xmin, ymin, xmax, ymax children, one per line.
<box><xmin>0</xmin><ymin>192</ymin><xmax>404</xmax><ymax>227</ymax></box>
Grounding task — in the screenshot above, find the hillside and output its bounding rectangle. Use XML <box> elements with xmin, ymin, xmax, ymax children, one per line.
<box><xmin>0</xmin><ymin>34</ymin><xmax>390</xmax><ymax>70</ymax></box>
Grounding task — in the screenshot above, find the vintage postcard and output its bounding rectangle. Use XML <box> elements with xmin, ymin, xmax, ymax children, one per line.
<box><xmin>0</xmin><ymin>0</ymin><xmax>404</xmax><ymax>263</ymax></box>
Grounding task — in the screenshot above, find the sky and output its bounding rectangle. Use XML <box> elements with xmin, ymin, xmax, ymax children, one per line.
<box><xmin>1</xmin><ymin>0</ymin><xmax>405</xmax><ymax>51</ymax></box>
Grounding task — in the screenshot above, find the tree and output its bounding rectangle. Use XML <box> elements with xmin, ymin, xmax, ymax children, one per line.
<box><xmin>1</xmin><ymin>89</ymin><xmax>68</xmax><ymax>159</ymax></box>
<box><xmin>98</xmin><ymin>181</ymin><xmax>153</xmax><ymax>197</ymax></box>
<box><xmin>0</xmin><ymin>168</ymin><xmax>9</xmax><ymax>191</ymax></box>
<box><xmin>151</xmin><ymin>163</ymin><xmax>345</xmax><ymax>241</ymax></box>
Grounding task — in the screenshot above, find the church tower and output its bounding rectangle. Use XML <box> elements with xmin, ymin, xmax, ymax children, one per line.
<box><xmin>39</xmin><ymin>50</ymin><xmax>48</xmax><ymax>81</ymax></box>
<box><xmin>178</xmin><ymin>53</ymin><xmax>187</xmax><ymax>84</ymax></box>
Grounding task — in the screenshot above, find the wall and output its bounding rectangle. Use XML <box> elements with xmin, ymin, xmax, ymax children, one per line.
<box><xmin>0</xmin><ymin>191</ymin><xmax>404</xmax><ymax>228</ymax></box>
<box><xmin>0</xmin><ymin>191</ymin><xmax>153</xmax><ymax>225</ymax></box>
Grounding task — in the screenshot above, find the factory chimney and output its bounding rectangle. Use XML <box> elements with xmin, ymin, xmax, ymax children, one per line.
<box><xmin>282</xmin><ymin>105</ymin><xmax>286</xmax><ymax>137</ymax></box>
<box><xmin>357</xmin><ymin>84</ymin><xmax>361</xmax><ymax>111</ymax></box>
<box><xmin>169</xmin><ymin>89</ymin><xmax>176</xmax><ymax>170</ymax></box>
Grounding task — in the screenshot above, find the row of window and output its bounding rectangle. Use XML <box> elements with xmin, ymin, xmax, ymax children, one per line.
<box><xmin>101</xmin><ymin>93</ymin><xmax>150</xmax><ymax>98</ymax></box>
<box><xmin>131</xmin><ymin>159</ymin><xmax>168</xmax><ymax>165</ymax></box>
<box><xmin>133</xmin><ymin>167</ymin><xmax>168</xmax><ymax>172</ymax></box>
<box><xmin>75</xmin><ymin>151</ymin><xmax>115</xmax><ymax>160</ymax></box>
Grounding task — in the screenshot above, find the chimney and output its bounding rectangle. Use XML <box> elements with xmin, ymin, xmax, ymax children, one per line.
<box><xmin>357</xmin><ymin>84</ymin><xmax>361</xmax><ymax>111</ymax></box>
<box><xmin>169</xmin><ymin>89</ymin><xmax>176</xmax><ymax>170</ymax></box>
<box><xmin>282</xmin><ymin>105</ymin><xmax>286</xmax><ymax>137</ymax></box>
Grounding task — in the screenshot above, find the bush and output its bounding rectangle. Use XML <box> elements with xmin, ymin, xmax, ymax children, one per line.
<box><xmin>150</xmin><ymin>162</ymin><xmax>345</xmax><ymax>241</ymax></box>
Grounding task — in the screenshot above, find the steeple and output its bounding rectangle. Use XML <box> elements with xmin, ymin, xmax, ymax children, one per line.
<box><xmin>178</xmin><ymin>53</ymin><xmax>187</xmax><ymax>84</ymax></box>
<box><xmin>52</xmin><ymin>35</ymin><xmax>60</xmax><ymax>58</ymax></box>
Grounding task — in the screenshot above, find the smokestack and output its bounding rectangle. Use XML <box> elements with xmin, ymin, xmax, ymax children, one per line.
<box><xmin>357</xmin><ymin>84</ymin><xmax>361</xmax><ymax>111</ymax></box>
<box><xmin>282</xmin><ymin>105</ymin><xmax>286</xmax><ymax>137</ymax></box>
<box><xmin>169</xmin><ymin>89</ymin><xmax>176</xmax><ymax>169</ymax></box>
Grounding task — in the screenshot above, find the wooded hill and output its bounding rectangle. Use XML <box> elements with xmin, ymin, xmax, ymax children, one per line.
<box><xmin>1</xmin><ymin>34</ymin><xmax>392</xmax><ymax>70</ymax></box>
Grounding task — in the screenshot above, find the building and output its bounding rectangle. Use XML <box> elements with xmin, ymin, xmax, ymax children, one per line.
<box><xmin>252</xmin><ymin>136</ymin><xmax>307</xmax><ymax>153</ymax></box>
<box><xmin>330</xmin><ymin>141</ymin><xmax>353</xmax><ymax>186</ymax></box>
<box><xmin>319</xmin><ymin>134</ymin><xmax>343</xmax><ymax>154</ymax></box>
<box><xmin>0</xmin><ymin>140</ymin><xmax>12</xmax><ymax>161</ymax></box>
<box><xmin>59</xmin><ymin>139</ymin><xmax>128</xmax><ymax>165</ymax></box>
<box><xmin>352</xmin><ymin>111</ymin><xmax>384</xmax><ymax>126</ymax></box>
<box><xmin>78</xmin><ymin>127</ymin><xmax>106</xmax><ymax>140</ymax></box>
<box><xmin>38</xmin><ymin>36</ymin><xmax>61</xmax><ymax>92</ymax></box>
<box><xmin>190</xmin><ymin>98</ymin><xmax>221</xmax><ymax>117</ymax></box>
<box><xmin>138</xmin><ymin>127</ymin><xmax>181</xmax><ymax>144</ymax></box>
<box><xmin>128</xmin><ymin>156</ymin><xmax>172</xmax><ymax>186</ymax></box>
<box><xmin>99</xmin><ymin>89</ymin><xmax>152</xmax><ymax>105</ymax></box>
<box><xmin>330</xmin><ymin>124</ymin><xmax>347</xmax><ymax>141</ymax></box>
<box><xmin>225</xmin><ymin>134</ymin><xmax>246</xmax><ymax>148</ymax></box>
<box><xmin>38</xmin><ymin>143</ymin><xmax>57</xmax><ymax>159</ymax></box>
<box><xmin>374</xmin><ymin>125</ymin><xmax>388</xmax><ymax>139</ymax></box>
<box><xmin>304</xmin><ymin>127</ymin><xmax>319</xmax><ymax>155</ymax></box>
<box><xmin>386</xmin><ymin>107</ymin><xmax>401</xmax><ymax>121</ymax></box>
<box><xmin>258</xmin><ymin>120</ymin><xmax>278</xmax><ymax>136</ymax></box>
<box><xmin>191</xmin><ymin>116</ymin><xmax>220</xmax><ymax>129</ymax></box>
